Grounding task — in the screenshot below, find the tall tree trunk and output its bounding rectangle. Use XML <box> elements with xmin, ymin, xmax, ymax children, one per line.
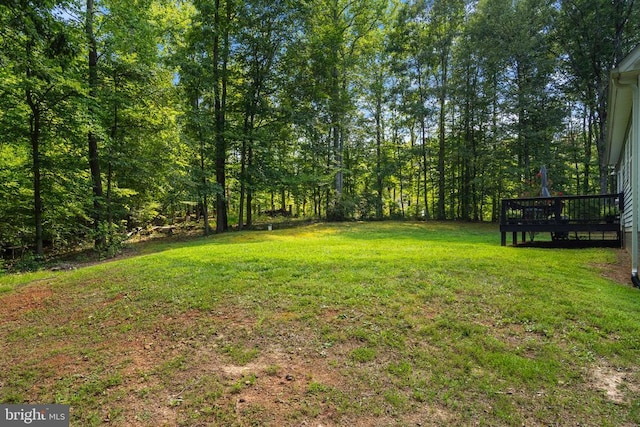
<box><xmin>240</xmin><ymin>80</ymin><xmax>258</xmax><ymax>229</ymax></box>
<box><xmin>396</xmin><ymin>129</ymin><xmax>405</xmax><ymax>218</ymax></box>
<box><xmin>213</xmin><ymin>0</ymin><xmax>229</xmax><ymax>233</ymax></box>
<box><xmin>330</xmin><ymin>3</ymin><xmax>343</xmax><ymax>211</ymax></box>
<box><xmin>490</xmin><ymin>71</ymin><xmax>500</xmax><ymax>222</ymax></box>
<box><xmin>421</xmin><ymin>121</ymin><xmax>428</xmax><ymax>220</ymax></box>
<box><xmin>281</xmin><ymin>188</ymin><xmax>286</xmax><ymax>212</ymax></box>
<box><xmin>461</xmin><ymin>69</ymin><xmax>472</xmax><ymax>221</ymax></box>
<box><xmin>416</xmin><ymin>71</ymin><xmax>429</xmax><ymax>220</ymax></box>
<box><xmin>86</xmin><ymin>0</ymin><xmax>105</xmax><ymax>248</ymax></box>
<box><xmin>462</xmin><ymin>136</ymin><xmax>471</xmax><ymax>221</ymax></box>
<box><xmin>28</xmin><ymin>102</ymin><xmax>44</xmax><ymax>257</ymax></box>
<box><xmin>410</xmin><ymin>124</ymin><xmax>420</xmax><ymax>219</ymax></box>
<box><xmin>375</xmin><ymin>87</ymin><xmax>383</xmax><ymax>219</ymax></box>
<box><xmin>471</xmin><ymin>119</ymin><xmax>479</xmax><ymax>221</ymax></box>
<box><xmin>24</xmin><ymin>35</ymin><xmax>44</xmax><ymax>257</ymax></box>
<box><xmin>437</xmin><ymin>51</ymin><xmax>448</xmax><ymax>220</ymax></box>
<box><xmin>238</xmin><ymin>118</ymin><xmax>248</xmax><ymax>230</ymax></box>
<box><xmin>583</xmin><ymin>106</ymin><xmax>593</xmax><ymax>194</ymax></box>
<box><xmin>107</xmin><ymin>90</ymin><xmax>118</xmax><ymax>239</ymax></box>
<box><xmin>246</xmin><ymin>145</ymin><xmax>253</xmax><ymax>226</ymax></box>
<box><xmin>190</xmin><ymin>91</ymin><xmax>210</xmax><ymax>235</ymax></box>
<box><xmin>200</xmin><ymin>136</ymin><xmax>210</xmax><ymax>235</ymax></box>
<box><xmin>331</xmin><ymin>65</ymin><xmax>343</xmax><ymax>212</ymax></box>
<box><xmin>515</xmin><ymin>59</ymin><xmax>530</xmax><ymax>185</ymax></box>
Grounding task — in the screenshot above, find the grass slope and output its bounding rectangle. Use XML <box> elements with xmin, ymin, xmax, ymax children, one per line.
<box><xmin>1</xmin><ymin>222</ymin><xmax>639</xmax><ymax>426</ymax></box>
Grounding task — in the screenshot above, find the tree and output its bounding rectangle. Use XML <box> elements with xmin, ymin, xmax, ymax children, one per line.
<box><xmin>559</xmin><ymin>0</ymin><xmax>639</xmax><ymax>193</ymax></box>
<box><xmin>4</xmin><ymin>0</ymin><xmax>640</xmax><ymax>260</ymax></box>
<box><xmin>388</xmin><ymin>0</ymin><xmax>435</xmax><ymax>219</ymax></box>
<box><xmin>1</xmin><ymin>0</ymin><xmax>81</xmax><ymax>256</ymax></box>
<box><xmin>98</xmin><ymin>0</ymin><xmax>180</xmax><ymax>236</ymax></box>
<box><xmin>212</xmin><ymin>0</ymin><xmax>233</xmax><ymax>232</ymax></box>
<box><xmin>301</xmin><ymin>0</ymin><xmax>386</xmax><ymax>220</ymax></box>
<box><xmin>234</xmin><ymin>0</ymin><xmax>300</xmax><ymax>228</ymax></box>
<box><xmin>470</xmin><ymin>0</ymin><xmax>563</xmax><ymax>195</ymax></box>
<box><xmin>177</xmin><ymin>0</ymin><xmax>235</xmax><ymax>234</ymax></box>
<box><xmin>429</xmin><ymin>0</ymin><xmax>464</xmax><ymax>220</ymax></box>
<box><xmin>356</xmin><ymin>6</ymin><xmax>397</xmax><ymax>219</ymax></box>
<box><xmin>86</xmin><ymin>0</ymin><xmax>105</xmax><ymax>248</ymax></box>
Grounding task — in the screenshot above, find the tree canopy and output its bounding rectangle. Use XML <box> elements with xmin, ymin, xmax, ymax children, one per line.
<box><xmin>1</xmin><ymin>0</ymin><xmax>638</xmax><ymax>258</ymax></box>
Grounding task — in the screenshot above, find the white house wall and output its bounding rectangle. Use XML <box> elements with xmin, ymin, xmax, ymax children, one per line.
<box><xmin>606</xmin><ymin>44</ymin><xmax>640</xmax><ymax>282</ymax></box>
<box><xmin>621</xmin><ymin>127</ymin><xmax>633</xmax><ymax>230</ymax></box>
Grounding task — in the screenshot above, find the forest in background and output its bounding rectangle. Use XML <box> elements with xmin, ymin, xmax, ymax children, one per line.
<box><xmin>1</xmin><ymin>0</ymin><xmax>639</xmax><ymax>259</ymax></box>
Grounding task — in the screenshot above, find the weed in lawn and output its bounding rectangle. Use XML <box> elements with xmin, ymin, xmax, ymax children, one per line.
<box><xmin>296</xmin><ymin>400</ymin><xmax>323</xmax><ymax>419</ymax></box>
<box><xmin>134</xmin><ymin>410</ymin><xmax>152</xmax><ymax>422</ymax></box>
<box><xmin>350</xmin><ymin>346</ymin><xmax>377</xmax><ymax>363</ymax></box>
<box><xmin>1</xmin><ymin>391</ymin><xmax>23</xmax><ymax>404</ymax></box>
<box><xmin>307</xmin><ymin>381</ymin><xmax>331</xmax><ymax>395</ymax></box>
<box><xmin>157</xmin><ymin>355</ymin><xmax>188</xmax><ymax>374</ymax></box>
<box><xmin>220</xmin><ymin>344</ymin><xmax>260</xmax><ymax>365</ymax></box>
<box><xmin>410</xmin><ymin>379</ymin><xmax>434</xmax><ymax>403</ymax></box>
<box><xmin>265</xmin><ymin>364</ymin><xmax>281</xmax><ymax>376</ymax></box>
<box><xmin>383</xmin><ymin>389</ymin><xmax>407</xmax><ymax>410</ymax></box>
<box><xmin>230</xmin><ymin>374</ymin><xmax>257</xmax><ymax>394</ymax></box>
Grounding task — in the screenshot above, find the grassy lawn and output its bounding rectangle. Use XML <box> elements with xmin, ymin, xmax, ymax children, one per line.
<box><xmin>1</xmin><ymin>221</ymin><xmax>639</xmax><ymax>426</ymax></box>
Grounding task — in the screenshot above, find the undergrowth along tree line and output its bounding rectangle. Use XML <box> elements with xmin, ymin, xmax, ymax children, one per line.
<box><xmin>1</xmin><ymin>0</ymin><xmax>638</xmax><ymax>257</ymax></box>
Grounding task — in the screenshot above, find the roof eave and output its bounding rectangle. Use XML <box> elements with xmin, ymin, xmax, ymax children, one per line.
<box><xmin>607</xmin><ymin>58</ymin><xmax>640</xmax><ymax>165</ymax></box>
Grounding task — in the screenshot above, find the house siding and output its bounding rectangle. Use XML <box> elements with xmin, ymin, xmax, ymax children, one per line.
<box><xmin>620</xmin><ymin>126</ymin><xmax>633</xmax><ymax>231</ymax></box>
<box><xmin>616</xmin><ymin>93</ymin><xmax>639</xmax><ymax>266</ymax></box>
<box><xmin>617</xmin><ymin>122</ymin><xmax>634</xmax><ymax>255</ymax></box>
<box><xmin>607</xmin><ymin>45</ymin><xmax>640</xmax><ymax>280</ymax></box>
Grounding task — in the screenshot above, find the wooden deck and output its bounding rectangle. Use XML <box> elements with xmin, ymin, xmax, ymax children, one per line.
<box><xmin>500</xmin><ymin>193</ymin><xmax>623</xmax><ymax>247</ymax></box>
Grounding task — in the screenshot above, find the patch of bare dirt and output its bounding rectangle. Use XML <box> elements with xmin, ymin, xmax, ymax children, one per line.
<box><xmin>587</xmin><ymin>363</ymin><xmax>639</xmax><ymax>405</ymax></box>
<box><xmin>215</xmin><ymin>350</ymin><xmax>345</xmax><ymax>426</ymax></box>
<box><xmin>91</xmin><ymin>312</ymin><xmax>204</xmax><ymax>427</ymax></box>
<box><xmin>85</xmin><ymin>304</ymin><xmax>453</xmax><ymax>426</ymax></box>
<box><xmin>0</xmin><ymin>283</ymin><xmax>53</xmax><ymax>321</ymax></box>
<box><xmin>595</xmin><ymin>249</ymin><xmax>633</xmax><ymax>286</ymax></box>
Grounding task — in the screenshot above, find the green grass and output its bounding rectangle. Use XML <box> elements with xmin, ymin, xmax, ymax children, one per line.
<box><xmin>1</xmin><ymin>221</ymin><xmax>639</xmax><ymax>426</ymax></box>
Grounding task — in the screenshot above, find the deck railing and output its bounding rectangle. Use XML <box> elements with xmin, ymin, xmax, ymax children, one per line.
<box><xmin>500</xmin><ymin>193</ymin><xmax>623</xmax><ymax>246</ymax></box>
